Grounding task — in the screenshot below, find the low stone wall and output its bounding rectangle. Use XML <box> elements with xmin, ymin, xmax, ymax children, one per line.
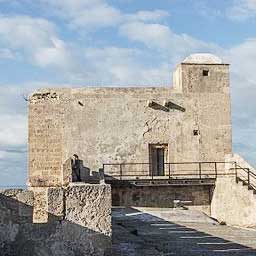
<box><xmin>211</xmin><ymin>176</ymin><xmax>256</xmax><ymax>227</ymax></box>
<box><xmin>0</xmin><ymin>184</ymin><xmax>111</xmax><ymax>256</ymax></box>
<box><xmin>211</xmin><ymin>154</ymin><xmax>256</xmax><ymax>227</ymax></box>
<box><xmin>112</xmin><ymin>185</ymin><xmax>213</xmax><ymax>214</ymax></box>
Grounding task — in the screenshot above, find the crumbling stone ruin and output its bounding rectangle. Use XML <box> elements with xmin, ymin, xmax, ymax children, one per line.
<box><xmin>0</xmin><ymin>53</ymin><xmax>256</xmax><ymax>255</ymax></box>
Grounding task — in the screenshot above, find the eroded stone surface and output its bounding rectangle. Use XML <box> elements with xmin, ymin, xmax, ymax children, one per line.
<box><xmin>0</xmin><ymin>184</ymin><xmax>111</xmax><ymax>256</ymax></box>
<box><xmin>66</xmin><ymin>184</ymin><xmax>112</xmax><ymax>236</ymax></box>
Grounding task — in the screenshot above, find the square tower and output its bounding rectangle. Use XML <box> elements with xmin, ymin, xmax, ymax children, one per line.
<box><xmin>173</xmin><ymin>53</ymin><xmax>229</xmax><ymax>94</ymax></box>
<box><xmin>172</xmin><ymin>53</ymin><xmax>232</xmax><ymax>162</ymax></box>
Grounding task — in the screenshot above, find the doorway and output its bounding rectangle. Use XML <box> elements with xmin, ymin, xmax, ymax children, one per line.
<box><xmin>149</xmin><ymin>144</ymin><xmax>168</xmax><ymax>176</ymax></box>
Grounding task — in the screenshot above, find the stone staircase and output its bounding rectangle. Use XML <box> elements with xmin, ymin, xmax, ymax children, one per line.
<box><xmin>236</xmin><ymin>176</ymin><xmax>256</xmax><ymax>194</ymax></box>
<box><xmin>235</xmin><ymin>162</ymin><xmax>256</xmax><ymax>195</ymax></box>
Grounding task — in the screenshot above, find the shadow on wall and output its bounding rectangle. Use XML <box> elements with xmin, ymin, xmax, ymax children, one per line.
<box><xmin>71</xmin><ymin>154</ymin><xmax>100</xmax><ymax>183</ymax></box>
<box><xmin>111</xmin><ymin>207</ymin><xmax>256</xmax><ymax>255</ymax></box>
<box><xmin>0</xmin><ymin>190</ymin><xmax>111</xmax><ymax>256</ymax></box>
<box><xmin>111</xmin><ymin>184</ymin><xmax>214</xmax><ymax>211</ymax></box>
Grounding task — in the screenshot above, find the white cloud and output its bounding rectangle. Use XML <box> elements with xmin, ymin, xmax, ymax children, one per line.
<box><xmin>192</xmin><ymin>1</ymin><xmax>222</xmax><ymax>19</ymax></box>
<box><xmin>227</xmin><ymin>0</ymin><xmax>256</xmax><ymax>20</ymax></box>
<box><xmin>37</xmin><ymin>0</ymin><xmax>169</xmax><ymax>30</ymax></box>
<box><xmin>119</xmin><ymin>21</ymin><xmax>220</xmax><ymax>62</ymax></box>
<box><xmin>0</xmin><ymin>1</ymin><xmax>256</xmax><ymax>170</ymax></box>
<box><xmin>222</xmin><ymin>37</ymin><xmax>256</xmax><ymax>165</ymax></box>
<box><xmin>38</xmin><ymin>0</ymin><xmax>122</xmax><ymax>29</ymax></box>
<box><xmin>84</xmin><ymin>46</ymin><xmax>170</xmax><ymax>85</ymax></box>
<box><xmin>0</xmin><ymin>114</ymin><xmax>27</xmax><ymax>147</ymax></box>
<box><xmin>0</xmin><ymin>15</ymin><xmax>56</xmax><ymax>49</ymax></box>
<box><xmin>119</xmin><ymin>22</ymin><xmax>173</xmax><ymax>49</ymax></box>
<box><xmin>0</xmin><ymin>2</ymin><xmax>172</xmax><ymax>81</ymax></box>
<box><xmin>126</xmin><ymin>10</ymin><xmax>169</xmax><ymax>22</ymax></box>
<box><xmin>68</xmin><ymin>4</ymin><xmax>122</xmax><ymax>29</ymax></box>
<box><xmin>33</xmin><ymin>38</ymin><xmax>73</xmax><ymax>69</ymax></box>
<box><xmin>225</xmin><ymin>38</ymin><xmax>256</xmax><ymax>83</ymax></box>
<box><xmin>0</xmin><ymin>48</ymin><xmax>14</xmax><ymax>59</ymax></box>
<box><xmin>0</xmin><ymin>15</ymin><xmax>76</xmax><ymax>70</ymax></box>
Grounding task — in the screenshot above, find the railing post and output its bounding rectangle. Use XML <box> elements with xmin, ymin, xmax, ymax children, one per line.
<box><xmin>235</xmin><ymin>162</ymin><xmax>238</xmax><ymax>182</ymax></box>
<box><xmin>248</xmin><ymin>168</ymin><xmax>250</xmax><ymax>186</ymax></box>
<box><xmin>199</xmin><ymin>162</ymin><xmax>202</xmax><ymax>179</ymax></box>
<box><xmin>120</xmin><ymin>164</ymin><xmax>122</xmax><ymax>181</ymax></box>
<box><xmin>214</xmin><ymin>162</ymin><xmax>217</xmax><ymax>178</ymax></box>
<box><xmin>168</xmin><ymin>163</ymin><xmax>171</xmax><ymax>180</ymax></box>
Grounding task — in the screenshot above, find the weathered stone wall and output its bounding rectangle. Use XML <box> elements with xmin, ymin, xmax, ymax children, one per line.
<box><xmin>65</xmin><ymin>184</ymin><xmax>112</xmax><ymax>236</ymax></box>
<box><xmin>174</xmin><ymin>63</ymin><xmax>230</xmax><ymax>94</ymax></box>
<box><xmin>112</xmin><ymin>185</ymin><xmax>213</xmax><ymax>214</ymax></box>
<box><xmin>28</xmin><ymin>91</ymin><xmax>67</xmax><ymax>187</ymax></box>
<box><xmin>211</xmin><ymin>154</ymin><xmax>256</xmax><ymax>227</ymax></box>
<box><xmin>0</xmin><ymin>184</ymin><xmax>111</xmax><ymax>256</ymax></box>
<box><xmin>211</xmin><ymin>176</ymin><xmax>256</xmax><ymax>227</ymax></box>
<box><xmin>28</xmin><ymin>63</ymin><xmax>232</xmax><ymax>186</ymax></box>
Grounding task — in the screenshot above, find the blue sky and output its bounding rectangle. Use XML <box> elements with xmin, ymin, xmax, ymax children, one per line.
<box><xmin>0</xmin><ymin>0</ymin><xmax>256</xmax><ymax>186</ymax></box>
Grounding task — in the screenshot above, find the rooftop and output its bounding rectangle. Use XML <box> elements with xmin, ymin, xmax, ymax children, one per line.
<box><xmin>182</xmin><ymin>53</ymin><xmax>223</xmax><ymax>64</ymax></box>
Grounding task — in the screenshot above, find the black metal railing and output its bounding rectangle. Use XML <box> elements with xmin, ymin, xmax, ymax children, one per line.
<box><xmin>103</xmin><ymin>161</ymin><xmax>236</xmax><ymax>181</ymax></box>
<box><xmin>234</xmin><ymin>163</ymin><xmax>256</xmax><ymax>190</ymax></box>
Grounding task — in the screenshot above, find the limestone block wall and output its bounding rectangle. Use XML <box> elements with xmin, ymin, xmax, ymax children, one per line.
<box><xmin>173</xmin><ymin>63</ymin><xmax>230</xmax><ymax>94</ymax></box>
<box><xmin>65</xmin><ymin>184</ymin><xmax>112</xmax><ymax>236</ymax></box>
<box><xmin>173</xmin><ymin>63</ymin><xmax>231</xmax><ymax>162</ymax></box>
<box><xmin>112</xmin><ymin>185</ymin><xmax>213</xmax><ymax>214</ymax></box>
<box><xmin>28</xmin><ymin>91</ymin><xmax>67</xmax><ymax>187</ymax></box>
<box><xmin>28</xmin><ymin>62</ymin><xmax>232</xmax><ymax>186</ymax></box>
<box><xmin>0</xmin><ymin>184</ymin><xmax>111</xmax><ymax>256</ymax></box>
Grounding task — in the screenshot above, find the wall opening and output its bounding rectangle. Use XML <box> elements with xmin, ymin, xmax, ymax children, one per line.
<box><xmin>203</xmin><ymin>69</ymin><xmax>209</xmax><ymax>76</ymax></box>
<box><xmin>193</xmin><ymin>130</ymin><xmax>199</xmax><ymax>136</ymax></box>
<box><xmin>149</xmin><ymin>144</ymin><xmax>168</xmax><ymax>176</ymax></box>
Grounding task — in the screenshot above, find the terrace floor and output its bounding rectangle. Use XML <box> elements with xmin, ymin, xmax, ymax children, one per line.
<box><xmin>110</xmin><ymin>207</ymin><xmax>256</xmax><ymax>256</ymax></box>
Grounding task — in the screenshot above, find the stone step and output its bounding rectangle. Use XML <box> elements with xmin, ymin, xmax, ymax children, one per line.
<box><xmin>236</xmin><ymin>177</ymin><xmax>256</xmax><ymax>195</ymax></box>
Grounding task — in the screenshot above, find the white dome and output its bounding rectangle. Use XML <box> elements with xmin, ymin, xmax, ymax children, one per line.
<box><xmin>182</xmin><ymin>53</ymin><xmax>223</xmax><ymax>64</ymax></box>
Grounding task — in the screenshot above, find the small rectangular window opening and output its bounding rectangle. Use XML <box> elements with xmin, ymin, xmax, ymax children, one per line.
<box><xmin>193</xmin><ymin>130</ymin><xmax>199</xmax><ymax>136</ymax></box>
<box><xmin>203</xmin><ymin>69</ymin><xmax>209</xmax><ymax>76</ymax></box>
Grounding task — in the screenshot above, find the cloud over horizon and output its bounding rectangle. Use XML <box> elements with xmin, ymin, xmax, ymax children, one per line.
<box><xmin>0</xmin><ymin>0</ymin><xmax>255</xmax><ymax>186</ymax></box>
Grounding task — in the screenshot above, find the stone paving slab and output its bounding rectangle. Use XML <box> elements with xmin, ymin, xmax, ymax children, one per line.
<box><xmin>110</xmin><ymin>207</ymin><xmax>256</xmax><ymax>256</ymax></box>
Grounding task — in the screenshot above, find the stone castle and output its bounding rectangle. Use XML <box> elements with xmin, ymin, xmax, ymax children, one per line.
<box><xmin>0</xmin><ymin>53</ymin><xmax>255</xmax><ymax>255</ymax></box>
<box><xmin>28</xmin><ymin>53</ymin><xmax>231</xmax><ymax>187</ymax></box>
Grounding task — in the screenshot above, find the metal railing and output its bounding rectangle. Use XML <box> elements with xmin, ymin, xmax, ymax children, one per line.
<box><xmin>234</xmin><ymin>163</ymin><xmax>256</xmax><ymax>190</ymax></box>
<box><xmin>103</xmin><ymin>161</ymin><xmax>236</xmax><ymax>181</ymax></box>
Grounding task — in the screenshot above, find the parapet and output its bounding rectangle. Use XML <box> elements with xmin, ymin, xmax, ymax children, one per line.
<box><xmin>0</xmin><ymin>184</ymin><xmax>112</xmax><ymax>255</ymax></box>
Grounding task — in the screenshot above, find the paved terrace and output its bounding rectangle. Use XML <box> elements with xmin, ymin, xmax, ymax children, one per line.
<box><xmin>110</xmin><ymin>207</ymin><xmax>256</xmax><ymax>256</ymax></box>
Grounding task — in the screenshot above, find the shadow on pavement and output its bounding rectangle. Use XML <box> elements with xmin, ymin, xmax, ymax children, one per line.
<box><xmin>111</xmin><ymin>207</ymin><xmax>256</xmax><ymax>256</ymax></box>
